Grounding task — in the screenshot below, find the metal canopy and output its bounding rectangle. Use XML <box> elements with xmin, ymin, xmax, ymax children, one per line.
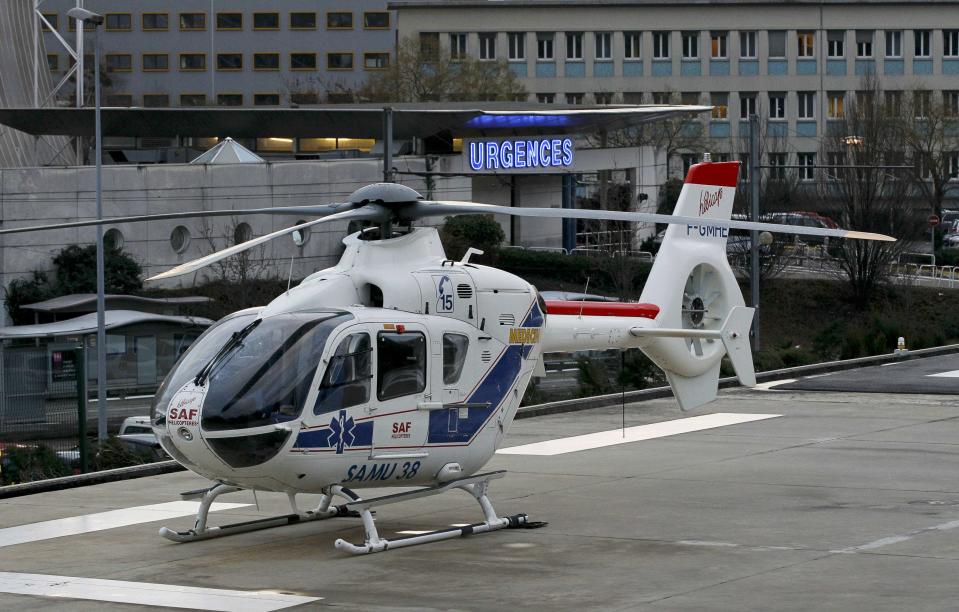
<box><xmin>0</xmin><ymin>104</ymin><xmax>711</xmax><ymax>139</ymax></box>
<box><xmin>22</xmin><ymin>294</ymin><xmax>212</xmax><ymax>315</ymax></box>
<box><xmin>0</xmin><ymin>310</ymin><xmax>212</xmax><ymax>339</ymax></box>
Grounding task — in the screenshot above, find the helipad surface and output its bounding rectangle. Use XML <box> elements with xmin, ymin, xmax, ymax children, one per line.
<box><xmin>2</xmin><ymin>365</ymin><xmax>959</xmax><ymax>610</ymax></box>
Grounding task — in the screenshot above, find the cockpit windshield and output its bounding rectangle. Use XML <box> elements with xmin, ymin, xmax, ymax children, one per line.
<box><xmin>201</xmin><ymin>311</ymin><xmax>351</xmax><ymax>431</ymax></box>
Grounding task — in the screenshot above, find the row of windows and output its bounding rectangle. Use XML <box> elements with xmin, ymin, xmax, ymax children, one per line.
<box><xmin>41</xmin><ymin>11</ymin><xmax>390</xmax><ymax>33</ymax></box>
<box><xmin>424</xmin><ymin>29</ymin><xmax>959</xmax><ymax>62</ymax></box>
<box><xmin>48</xmin><ymin>52</ymin><xmax>390</xmax><ymax>73</ymax></box>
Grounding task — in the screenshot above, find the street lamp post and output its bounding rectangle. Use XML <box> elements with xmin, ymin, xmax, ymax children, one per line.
<box><xmin>67</xmin><ymin>7</ymin><xmax>107</xmax><ymax>443</ymax></box>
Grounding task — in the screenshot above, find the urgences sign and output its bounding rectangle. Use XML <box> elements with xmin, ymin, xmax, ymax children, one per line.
<box><xmin>464</xmin><ymin>137</ymin><xmax>574</xmax><ymax>173</ymax></box>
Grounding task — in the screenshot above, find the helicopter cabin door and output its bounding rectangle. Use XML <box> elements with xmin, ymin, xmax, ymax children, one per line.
<box><xmin>369</xmin><ymin>323</ymin><xmax>431</xmax><ymax>459</ymax></box>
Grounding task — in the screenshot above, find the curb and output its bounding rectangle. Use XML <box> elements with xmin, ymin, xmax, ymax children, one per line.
<box><xmin>4</xmin><ymin>344</ymin><xmax>958</xmax><ymax>498</ymax></box>
<box><xmin>515</xmin><ymin>343</ymin><xmax>959</xmax><ymax>420</ymax></box>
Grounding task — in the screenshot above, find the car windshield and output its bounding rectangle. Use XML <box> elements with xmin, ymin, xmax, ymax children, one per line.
<box><xmin>201</xmin><ymin>311</ymin><xmax>351</xmax><ymax>431</ymax></box>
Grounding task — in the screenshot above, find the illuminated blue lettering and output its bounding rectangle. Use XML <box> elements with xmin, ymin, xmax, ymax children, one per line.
<box><xmin>539</xmin><ymin>140</ymin><xmax>552</xmax><ymax>166</ymax></box>
<box><xmin>469</xmin><ymin>143</ymin><xmax>484</xmax><ymax>171</ymax></box>
<box><xmin>561</xmin><ymin>138</ymin><xmax>574</xmax><ymax>165</ymax></box>
<box><xmin>514</xmin><ymin>140</ymin><xmax>526</xmax><ymax>167</ymax></box>
<box><xmin>486</xmin><ymin>142</ymin><xmax>500</xmax><ymax>169</ymax></box>
<box><xmin>500</xmin><ymin>140</ymin><xmax>513</xmax><ymax>168</ymax></box>
<box><xmin>527</xmin><ymin>140</ymin><xmax>539</xmax><ymax>166</ymax></box>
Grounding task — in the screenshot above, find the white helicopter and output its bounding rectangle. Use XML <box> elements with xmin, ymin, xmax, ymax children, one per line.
<box><xmin>1</xmin><ymin>159</ymin><xmax>890</xmax><ymax>554</ymax></box>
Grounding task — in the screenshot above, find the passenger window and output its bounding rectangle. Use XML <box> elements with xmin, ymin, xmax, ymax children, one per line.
<box><xmin>314</xmin><ymin>332</ymin><xmax>371</xmax><ymax>414</ymax></box>
<box><xmin>443</xmin><ymin>333</ymin><xmax>469</xmax><ymax>384</ymax></box>
<box><xmin>377</xmin><ymin>331</ymin><xmax>426</xmax><ymax>400</ymax></box>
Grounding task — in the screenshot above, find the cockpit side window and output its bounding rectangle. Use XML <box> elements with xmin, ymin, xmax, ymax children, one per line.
<box><xmin>314</xmin><ymin>332</ymin><xmax>372</xmax><ymax>414</ymax></box>
<box><xmin>442</xmin><ymin>333</ymin><xmax>469</xmax><ymax>385</ymax></box>
<box><xmin>377</xmin><ymin>331</ymin><xmax>426</xmax><ymax>401</ymax></box>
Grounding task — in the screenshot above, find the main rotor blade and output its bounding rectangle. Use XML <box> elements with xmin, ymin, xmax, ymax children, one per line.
<box><xmin>146</xmin><ymin>206</ymin><xmax>384</xmax><ymax>282</ymax></box>
<box><xmin>0</xmin><ymin>203</ymin><xmax>353</xmax><ymax>236</ymax></box>
<box><xmin>411</xmin><ymin>201</ymin><xmax>895</xmax><ymax>242</ymax></box>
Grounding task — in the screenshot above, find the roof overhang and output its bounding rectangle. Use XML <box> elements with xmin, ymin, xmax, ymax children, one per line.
<box><xmin>0</xmin><ymin>104</ymin><xmax>711</xmax><ymax>139</ymax></box>
<box><xmin>0</xmin><ymin>310</ymin><xmax>212</xmax><ymax>339</ymax></box>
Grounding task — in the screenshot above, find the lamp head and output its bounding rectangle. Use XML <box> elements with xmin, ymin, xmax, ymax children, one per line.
<box><xmin>67</xmin><ymin>8</ymin><xmax>104</xmax><ymax>25</ymax></box>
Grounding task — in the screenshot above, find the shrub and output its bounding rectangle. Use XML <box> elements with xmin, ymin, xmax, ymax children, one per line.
<box><xmin>439</xmin><ymin>215</ymin><xmax>505</xmax><ymax>263</ymax></box>
<box><xmin>0</xmin><ymin>444</ymin><xmax>71</xmax><ymax>485</ymax></box>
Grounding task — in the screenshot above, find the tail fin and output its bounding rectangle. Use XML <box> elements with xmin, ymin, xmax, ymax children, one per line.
<box><xmin>636</xmin><ymin>160</ymin><xmax>755</xmax><ymax>410</ymax></box>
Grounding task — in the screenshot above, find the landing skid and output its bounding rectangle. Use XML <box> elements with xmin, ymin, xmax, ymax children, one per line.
<box><xmin>334</xmin><ymin>470</ymin><xmax>543</xmax><ymax>555</ymax></box>
<box><xmin>158</xmin><ymin>482</ymin><xmax>361</xmax><ymax>543</ymax></box>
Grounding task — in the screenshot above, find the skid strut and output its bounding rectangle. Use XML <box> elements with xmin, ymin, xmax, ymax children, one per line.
<box><xmin>334</xmin><ymin>470</ymin><xmax>538</xmax><ymax>555</ymax></box>
<box><xmin>159</xmin><ymin>482</ymin><xmax>360</xmax><ymax>543</ymax></box>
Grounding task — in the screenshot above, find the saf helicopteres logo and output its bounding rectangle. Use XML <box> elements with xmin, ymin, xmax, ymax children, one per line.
<box><xmin>698</xmin><ymin>188</ymin><xmax>724</xmax><ymax>216</ymax></box>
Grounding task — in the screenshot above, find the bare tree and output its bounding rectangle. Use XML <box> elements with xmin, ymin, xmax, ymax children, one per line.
<box><xmin>817</xmin><ymin>79</ymin><xmax>924</xmax><ymax>303</ymax></box>
<box><xmin>197</xmin><ymin>217</ymin><xmax>274</xmax><ymax>284</ymax></box>
<box><xmin>900</xmin><ymin>88</ymin><xmax>959</xmax><ymax>219</ymax></box>
<box><xmin>358</xmin><ymin>37</ymin><xmax>526</xmax><ymax>103</ymax></box>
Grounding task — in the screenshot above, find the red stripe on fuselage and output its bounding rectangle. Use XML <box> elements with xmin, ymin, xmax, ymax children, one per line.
<box><xmin>544</xmin><ymin>300</ymin><xmax>659</xmax><ymax>318</ymax></box>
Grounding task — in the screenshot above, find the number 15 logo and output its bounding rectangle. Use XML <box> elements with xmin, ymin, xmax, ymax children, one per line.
<box><xmin>435</xmin><ymin>275</ymin><xmax>454</xmax><ymax>313</ymax></box>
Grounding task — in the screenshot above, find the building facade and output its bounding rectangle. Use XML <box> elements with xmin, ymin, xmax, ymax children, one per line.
<box><xmin>38</xmin><ymin>0</ymin><xmax>396</xmax><ymax>108</ymax></box>
<box><xmin>391</xmin><ymin>0</ymin><xmax>959</xmax><ymax>183</ymax></box>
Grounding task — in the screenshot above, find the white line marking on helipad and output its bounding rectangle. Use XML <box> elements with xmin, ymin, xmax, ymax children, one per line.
<box><xmin>832</xmin><ymin>518</ymin><xmax>959</xmax><ymax>554</ymax></box>
<box><xmin>0</xmin><ymin>501</ymin><xmax>248</xmax><ymax>548</ymax></box>
<box><xmin>928</xmin><ymin>369</ymin><xmax>959</xmax><ymax>378</ymax></box>
<box><xmin>752</xmin><ymin>379</ymin><xmax>797</xmax><ymax>390</ymax></box>
<box><xmin>496</xmin><ymin>413</ymin><xmax>781</xmax><ymax>456</ymax></box>
<box><xmin>0</xmin><ymin>572</ymin><xmax>319</xmax><ymax>611</ymax></box>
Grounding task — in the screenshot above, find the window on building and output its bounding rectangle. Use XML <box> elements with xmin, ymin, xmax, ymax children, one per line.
<box><xmin>768</xmin><ymin>31</ymin><xmax>786</xmax><ymax>58</ymax></box>
<box><xmin>217</xmin><ymin>93</ymin><xmax>243</xmax><ymax>106</ymax></box>
<box><xmin>623</xmin><ymin>92</ymin><xmax>643</xmax><ymax>104</ymax></box>
<box><xmin>105</xmin><ymin>94</ymin><xmax>133</xmax><ymax>106</ymax></box>
<box><xmin>566</xmin><ymin>93</ymin><xmax>584</xmax><ymax>105</ymax></box>
<box><xmin>46</xmin><ymin>54</ymin><xmax>58</xmax><ymax>71</ymax></box>
<box><xmin>179</xmin><ymin>53</ymin><xmax>206</xmax><ymax>71</ymax></box>
<box><xmin>768</xmin><ymin>153</ymin><xmax>787</xmax><ymax>180</ymax></box>
<box><xmin>885</xmin><ymin>31</ymin><xmax>902</xmax><ymax>57</ymax></box>
<box><xmin>41</xmin><ymin>13</ymin><xmax>58</xmax><ymax>32</ymax></box>
<box><xmin>566</xmin><ymin>32</ymin><xmax>583</xmax><ymax>60</ymax></box>
<box><xmin>142</xmin><ymin>53</ymin><xmax>168</xmax><ymax>71</ymax></box>
<box><xmin>740</xmin><ymin>31</ymin><xmax>756</xmax><ymax>58</ymax></box>
<box><xmin>949</xmin><ymin>152</ymin><xmax>959</xmax><ymax>180</ymax></box>
<box><xmin>856</xmin><ymin>90</ymin><xmax>874</xmax><ymax>115</ymax></box>
<box><xmin>142</xmin><ymin>13</ymin><xmax>168</xmax><ymax>31</ymax></box>
<box><xmin>420</xmin><ymin>33</ymin><xmax>440</xmax><ymax>61</ymax></box>
<box><xmin>180</xmin><ymin>94</ymin><xmax>206</xmax><ymax>107</ymax></box>
<box><xmin>798</xmin><ymin>92</ymin><xmax>815</xmax><ymax>119</ymax></box>
<box><xmin>143</xmin><ymin>94</ymin><xmax>169</xmax><ymax>107</ymax></box>
<box><xmin>179</xmin><ymin>13</ymin><xmax>205</xmax><ymax>31</ymax></box>
<box><xmin>364</xmin><ymin>52</ymin><xmax>390</xmax><ymax>70</ymax></box>
<box><xmin>253</xmin><ymin>12</ymin><xmax>279</xmax><ymax>30</ymax></box>
<box><xmin>537</xmin><ymin>33</ymin><xmax>554</xmax><ymax>60</ymax></box>
<box><xmin>769</xmin><ymin>93</ymin><xmax>785</xmax><ymax>119</ymax></box>
<box><xmin>105</xmin><ymin>13</ymin><xmax>131</xmax><ymax>31</ymax></box>
<box><xmin>624</xmin><ymin>32</ymin><xmax>641</xmax><ymax>59</ymax></box>
<box><xmin>448</xmin><ymin>33</ymin><xmax>466</xmax><ymax>60</ymax></box>
<box><xmin>290</xmin><ymin>53</ymin><xmax>317</xmax><ymax>70</ymax></box>
<box><xmin>364</xmin><ymin>12</ymin><xmax>390</xmax><ymax>29</ymax></box>
<box><xmin>915</xmin><ymin>30</ymin><xmax>931</xmax><ymax>57</ymax></box>
<box><xmin>508</xmin><ymin>32</ymin><xmax>526</xmax><ymax>60</ymax></box>
<box><xmin>595</xmin><ymin>92</ymin><xmax>613</xmax><ymax>105</ymax></box>
<box><xmin>798</xmin><ymin>153</ymin><xmax>816</xmax><ymax>181</ymax></box>
<box><xmin>652</xmin><ymin>91</ymin><xmax>671</xmax><ymax>105</ymax></box>
<box><xmin>946</xmin><ymin>31</ymin><xmax>959</xmax><ymax>57</ymax></box>
<box><xmin>653</xmin><ymin>31</ymin><xmax>670</xmax><ymax>59</ymax></box>
<box><xmin>740</xmin><ymin>93</ymin><xmax>757</xmax><ymax>119</ymax></box>
<box><xmin>827</xmin><ymin>152</ymin><xmax>845</xmax><ymax>178</ymax></box>
<box><xmin>885</xmin><ymin>90</ymin><xmax>903</xmax><ymax>115</ymax></box>
<box><xmin>536</xmin><ymin>93</ymin><xmax>555</xmax><ymax>104</ymax></box>
<box><xmin>711</xmin><ymin>32</ymin><xmax>727</xmax><ymax>59</ymax></box>
<box><xmin>68</xmin><ymin>16</ymin><xmax>95</xmax><ymax>31</ymax></box>
<box><xmin>797</xmin><ymin>32</ymin><xmax>814</xmax><ymax>57</ymax></box>
<box><xmin>828</xmin><ymin>92</ymin><xmax>845</xmax><ymax>118</ymax></box>
<box><xmin>856</xmin><ymin>30</ymin><xmax>873</xmax><ymax>57</ymax></box>
<box><xmin>681</xmin><ymin>154</ymin><xmax>698</xmax><ymax>175</ymax></box>
<box><xmin>681</xmin><ymin>91</ymin><xmax>699</xmax><ymax>106</ymax></box>
<box><xmin>326</xmin><ymin>11</ymin><xmax>352</xmax><ymax>29</ymax></box>
<box><xmin>105</xmin><ymin>54</ymin><xmax>132</xmax><ymax>72</ymax></box>
<box><xmin>327</xmin><ymin>52</ymin><xmax>353</xmax><ymax>70</ymax></box>
<box><xmin>290</xmin><ymin>92</ymin><xmax>319</xmax><ymax>105</ymax></box>
<box><xmin>216</xmin><ymin>13</ymin><xmax>242</xmax><ymax>30</ymax></box>
<box><xmin>253</xmin><ymin>53</ymin><xmax>280</xmax><ymax>70</ymax></box>
<box><xmin>711</xmin><ymin>92</ymin><xmax>728</xmax><ymax>119</ymax></box>
<box><xmin>254</xmin><ymin>93</ymin><xmax>280</xmax><ymax>106</ymax></box>
<box><xmin>739</xmin><ymin>154</ymin><xmax>750</xmax><ymax>181</ymax></box>
<box><xmin>377</xmin><ymin>332</ymin><xmax>426</xmax><ymax>401</ymax></box>
<box><xmin>595</xmin><ymin>32</ymin><xmax>612</xmax><ymax>60</ymax></box>
<box><xmin>914</xmin><ymin>90</ymin><xmax>931</xmax><ymax>118</ymax></box>
<box><xmin>827</xmin><ymin>31</ymin><xmax>845</xmax><ymax>57</ymax></box>
<box><xmin>289</xmin><ymin>12</ymin><xmax>316</xmax><ymax>29</ymax></box>
<box><xmin>479</xmin><ymin>33</ymin><xmax>496</xmax><ymax>60</ymax></box>
<box><xmin>945</xmin><ymin>91</ymin><xmax>959</xmax><ymax>117</ymax></box>
<box><xmin>217</xmin><ymin>53</ymin><xmax>242</xmax><ymax>71</ymax></box>
<box><xmin>682</xmin><ymin>32</ymin><xmax>699</xmax><ymax>59</ymax></box>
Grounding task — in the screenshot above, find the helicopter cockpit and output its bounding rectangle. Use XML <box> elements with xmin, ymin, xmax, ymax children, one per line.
<box><xmin>152</xmin><ymin>310</ymin><xmax>353</xmax><ymax>468</ymax></box>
